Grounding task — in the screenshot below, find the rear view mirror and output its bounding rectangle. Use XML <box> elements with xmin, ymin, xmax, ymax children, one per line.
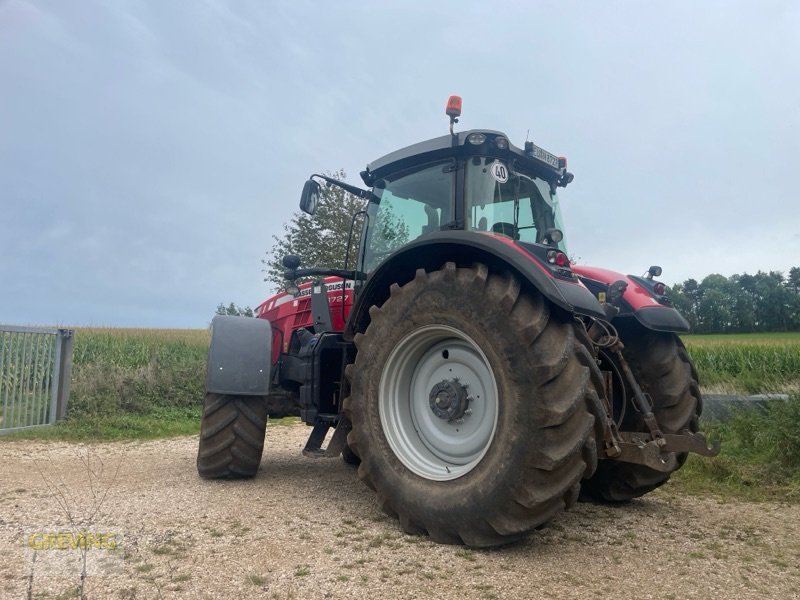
<box><xmin>300</xmin><ymin>180</ymin><xmax>321</xmax><ymax>215</ymax></box>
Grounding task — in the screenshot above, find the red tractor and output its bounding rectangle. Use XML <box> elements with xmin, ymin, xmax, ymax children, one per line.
<box><xmin>197</xmin><ymin>97</ymin><xmax>718</xmax><ymax>547</ymax></box>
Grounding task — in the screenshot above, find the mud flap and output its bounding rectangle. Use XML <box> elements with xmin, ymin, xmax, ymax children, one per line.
<box><xmin>206</xmin><ymin>315</ymin><xmax>272</xmax><ymax>395</ymax></box>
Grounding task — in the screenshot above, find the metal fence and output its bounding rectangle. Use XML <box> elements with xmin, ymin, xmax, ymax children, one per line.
<box><xmin>0</xmin><ymin>325</ymin><xmax>74</xmax><ymax>434</ymax></box>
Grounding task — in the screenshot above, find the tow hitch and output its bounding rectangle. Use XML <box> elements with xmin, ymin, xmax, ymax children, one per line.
<box><xmin>587</xmin><ymin>318</ymin><xmax>721</xmax><ymax>471</ymax></box>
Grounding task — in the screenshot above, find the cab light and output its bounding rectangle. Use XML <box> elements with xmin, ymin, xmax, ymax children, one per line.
<box><xmin>494</xmin><ymin>136</ymin><xmax>508</xmax><ymax>149</ymax></box>
<box><xmin>467</xmin><ymin>132</ymin><xmax>487</xmax><ymax>145</ymax></box>
<box><xmin>653</xmin><ymin>282</ymin><xmax>667</xmax><ymax>296</ymax></box>
<box><xmin>558</xmin><ymin>156</ymin><xmax>568</xmax><ymax>169</ymax></box>
<box><xmin>547</xmin><ymin>250</ymin><xmax>570</xmax><ymax>267</ymax></box>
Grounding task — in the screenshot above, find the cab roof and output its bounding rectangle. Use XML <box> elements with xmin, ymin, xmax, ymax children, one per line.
<box><xmin>360</xmin><ymin>129</ymin><xmax>570</xmax><ymax>187</ymax></box>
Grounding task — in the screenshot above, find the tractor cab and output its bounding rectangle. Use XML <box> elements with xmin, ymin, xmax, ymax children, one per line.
<box><xmin>358</xmin><ymin>128</ymin><xmax>572</xmax><ymax>273</ymax></box>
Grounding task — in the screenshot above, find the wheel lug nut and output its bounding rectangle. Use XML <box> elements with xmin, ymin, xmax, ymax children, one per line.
<box><xmin>464</xmin><ymin>409</ymin><xmax>472</xmax><ymax>416</ymax></box>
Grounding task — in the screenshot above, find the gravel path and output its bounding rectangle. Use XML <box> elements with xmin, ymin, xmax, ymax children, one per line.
<box><xmin>1</xmin><ymin>424</ymin><xmax>799</xmax><ymax>599</ymax></box>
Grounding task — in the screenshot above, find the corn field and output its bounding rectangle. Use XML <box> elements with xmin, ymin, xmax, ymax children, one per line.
<box><xmin>67</xmin><ymin>328</ymin><xmax>209</xmax><ymax>419</ymax></box>
<box><xmin>683</xmin><ymin>332</ymin><xmax>800</xmax><ymax>393</ymax></box>
<box><xmin>72</xmin><ymin>328</ymin><xmax>209</xmax><ymax>368</ymax></box>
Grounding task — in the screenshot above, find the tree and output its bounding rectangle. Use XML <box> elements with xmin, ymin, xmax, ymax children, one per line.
<box><xmin>733</xmin><ymin>273</ymin><xmax>758</xmax><ymax>332</ymax></box>
<box><xmin>693</xmin><ymin>275</ymin><xmax>733</xmax><ymax>332</ymax></box>
<box><xmin>262</xmin><ymin>170</ymin><xmax>367</xmax><ymax>289</ymax></box>
<box><xmin>753</xmin><ymin>271</ymin><xmax>793</xmax><ymax>331</ymax></box>
<box><xmin>669</xmin><ymin>279</ymin><xmax>699</xmax><ymax>330</ymax></box>
<box><xmin>216</xmin><ymin>302</ymin><xmax>254</xmax><ymax>317</ymax></box>
<box><xmin>788</xmin><ymin>267</ymin><xmax>800</xmax><ymax>294</ymax></box>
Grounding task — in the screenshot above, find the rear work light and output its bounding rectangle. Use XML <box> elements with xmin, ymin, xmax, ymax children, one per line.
<box><xmin>653</xmin><ymin>282</ymin><xmax>667</xmax><ymax>296</ymax></box>
<box><xmin>547</xmin><ymin>250</ymin><xmax>570</xmax><ymax>268</ymax></box>
<box><xmin>467</xmin><ymin>132</ymin><xmax>486</xmax><ymax>145</ymax></box>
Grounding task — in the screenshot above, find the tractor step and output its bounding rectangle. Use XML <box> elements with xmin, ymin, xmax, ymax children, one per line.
<box><xmin>301</xmin><ymin>418</ymin><xmax>352</xmax><ymax>458</ymax></box>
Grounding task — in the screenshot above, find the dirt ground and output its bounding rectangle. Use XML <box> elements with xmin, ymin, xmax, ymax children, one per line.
<box><xmin>1</xmin><ymin>424</ymin><xmax>798</xmax><ymax>600</ymax></box>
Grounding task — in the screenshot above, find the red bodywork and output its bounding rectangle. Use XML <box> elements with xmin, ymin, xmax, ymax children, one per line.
<box><xmin>255</xmin><ymin>248</ymin><xmax>666</xmax><ymax>369</ymax></box>
<box><xmin>256</xmin><ymin>277</ymin><xmax>353</xmax><ymax>365</ymax></box>
<box><xmin>571</xmin><ymin>265</ymin><xmax>665</xmax><ymax>310</ymax></box>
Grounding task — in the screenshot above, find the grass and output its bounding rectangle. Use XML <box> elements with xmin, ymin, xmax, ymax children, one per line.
<box><xmin>294</xmin><ymin>565</ymin><xmax>311</xmax><ymax>577</ymax></box>
<box><xmin>2</xmin><ymin>406</ymin><xmax>201</xmax><ymax>441</ymax></box>
<box><xmin>455</xmin><ymin>549</ymin><xmax>476</xmax><ymax>561</ymax></box>
<box><xmin>246</xmin><ymin>574</ymin><xmax>267</xmax><ymax>586</ymax></box>
<box><xmin>670</xmin><ymin>394</ymin><xmax>800</xmax><ymax>501</ymax></box>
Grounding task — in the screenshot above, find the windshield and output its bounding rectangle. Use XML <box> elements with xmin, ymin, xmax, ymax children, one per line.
<box><xmin>465</xmin><ymin>157</ymin><xmax>568</xmax><ymax>252</ymax></box>
<box><xmin>362</xmin><ymin>161</ymin><xmax>453</xmax><ymax>271</ymax></box>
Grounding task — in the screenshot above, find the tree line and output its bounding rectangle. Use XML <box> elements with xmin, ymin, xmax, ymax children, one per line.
<box><xmin>669</xmin><ymin>268</ymin><xmax>800</xmax><ymax>333</ymax></box>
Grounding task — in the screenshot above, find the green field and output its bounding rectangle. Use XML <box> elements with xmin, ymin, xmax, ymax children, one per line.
<box><xmin>682</xmin><ymin>332</ymin><xmax>800</xmax><ymax>394</ymax></box>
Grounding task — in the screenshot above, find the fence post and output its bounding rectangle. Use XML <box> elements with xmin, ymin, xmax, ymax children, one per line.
<box><xmin>55</xmin><ymin>329</ymin><xmax>74</xmax><ymax>422</ymax></box>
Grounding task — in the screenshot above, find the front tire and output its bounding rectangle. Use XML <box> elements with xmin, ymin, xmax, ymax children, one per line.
<box><xmin>197</xmin><ymin>393</ymin><xmax>268</xmax><ymax>479</ymax></box>
<box><xmin>343</xmin><ymin>263</ymin><xmax>603</xmax><ymax>547</ymax></box>
<box><xmin>342</xmin><ymin>443</ymin><xmax>361</xmax><ymax>466</ymax></box>
<box><xmin>581</xmin><ymin>324</ymin><xmax>701</xmax><ymax>501</ymax></box>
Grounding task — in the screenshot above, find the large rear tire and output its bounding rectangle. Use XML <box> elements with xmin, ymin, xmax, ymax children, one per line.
<box><xmin>581</xmin><ymin>324</ymin><xmax>701</xmax><ymax>501</ymax></box>
<box><xmin>197</xmin><ymin>393</ymin><xmax>268</xmax><ymax>479</ymax></box>
<box><xmin>343</xmin><ymin>263</ymin><xmax>604</xmax><ymax>547</ymax></box>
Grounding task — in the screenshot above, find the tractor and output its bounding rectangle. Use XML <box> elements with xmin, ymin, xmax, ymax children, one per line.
<box><xmin>197</xmin><ymin>97</ymin><xmax>719</xmax><ymax>547</ymax></box>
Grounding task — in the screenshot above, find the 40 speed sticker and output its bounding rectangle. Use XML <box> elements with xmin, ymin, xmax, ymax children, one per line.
<box><xmin>490</xmin><ymin>160</ymin><xmax>509</xmax><ymax>183</ymax></box>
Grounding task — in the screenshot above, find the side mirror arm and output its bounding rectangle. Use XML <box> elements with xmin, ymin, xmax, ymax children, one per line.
<box><xmin>310</xmin><ymin>174</ymin><xmax>372</xmax><ymax>200</ymax></box>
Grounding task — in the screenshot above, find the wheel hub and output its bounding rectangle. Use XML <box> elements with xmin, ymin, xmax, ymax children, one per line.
<box><xmin>429</xmin><ymin>379</ymin><xmax>470</xmax><ymax>421</ymax></box>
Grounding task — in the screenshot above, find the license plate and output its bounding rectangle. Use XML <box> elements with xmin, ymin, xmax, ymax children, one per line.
<box><xmin>532</xmin><ymin>145</ymin><xmax>560</xmax><ymax>169</ymax></box>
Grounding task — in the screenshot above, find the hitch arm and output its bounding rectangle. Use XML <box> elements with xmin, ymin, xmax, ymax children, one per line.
<box><xmin>661</xmin><ymin>430</ymin><xmax>721</xmax><ymax>457</ymax></box>
<box><xmin>610</xmin><ymin>341</ymin><xmax>667</xmax><ymax>446</ymax></box>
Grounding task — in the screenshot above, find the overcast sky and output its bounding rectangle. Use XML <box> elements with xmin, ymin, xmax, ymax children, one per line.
<box><xmin>2</xmin><ymin>1</ymin><xmax>799</xmax><ymax>328</ymax></box>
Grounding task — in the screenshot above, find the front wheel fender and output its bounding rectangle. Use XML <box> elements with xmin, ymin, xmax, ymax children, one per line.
<box><xmin>206</xmin><ymin>315</ymin><xmax>272</xmax><ymax>396</ymax></box>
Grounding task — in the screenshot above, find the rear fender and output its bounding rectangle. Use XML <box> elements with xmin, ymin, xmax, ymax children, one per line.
<box><xmin>346</xmin><ymin>230</ymin><xmax>605</xmax><ymax>338</ymax></box>
<box><xmin>572</xmin><ymin>265</ymin><xmax>690</xmax><ymax>333</ymax></box>
<box><xmin>206</xmin><ymin>315</ymin><xmax>272</xmax><ymax>395</ymax></box>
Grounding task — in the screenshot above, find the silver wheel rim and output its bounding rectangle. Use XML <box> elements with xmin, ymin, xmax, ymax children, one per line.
<box><xmin>379</xmin><ymin>325</ymin><xmax>499</xmax><ymax>481</ymax></box>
